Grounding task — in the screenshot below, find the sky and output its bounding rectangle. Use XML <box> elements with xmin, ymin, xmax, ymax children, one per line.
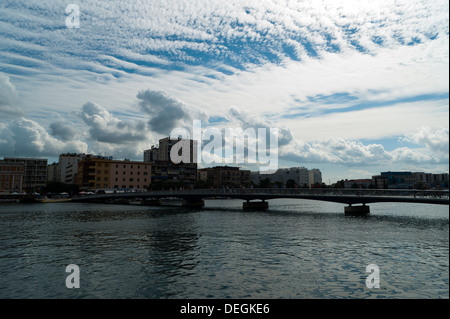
<box><xmin>0</xmin><ymin>0</ymin><xmax>448</xmax><ymax>183</ymax></box>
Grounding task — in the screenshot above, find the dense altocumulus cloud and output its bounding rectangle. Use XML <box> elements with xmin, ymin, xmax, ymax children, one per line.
<box><xmin>1</xmin><ymin>0</ymin><xmax>448</xmax><ymax>74</ymax></box>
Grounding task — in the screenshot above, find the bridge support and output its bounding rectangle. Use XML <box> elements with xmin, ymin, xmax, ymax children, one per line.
<box><xmin>182</xmin><ymin>199</ymin><xmax>205</xmax><ymax>208</ymax></box>
<box><xmin>243</xmin><ymin>200</ymin><xmax>269</xmax><ymax>210</ymax></box>
<box><xmin>141</xmin><ymin>199</ymin><xmax>162</xmax><ymax>206</ymax></box>
<box><xmin>345</xmin><ymin>204</ymin><xmax>370</xmax><ymax>216</ymax></box>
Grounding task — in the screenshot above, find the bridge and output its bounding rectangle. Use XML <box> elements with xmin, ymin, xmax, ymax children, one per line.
<box><xmin>70</xmin><ymin>188</ymin><xmax>449</xmax><ymax>216</ymax></box>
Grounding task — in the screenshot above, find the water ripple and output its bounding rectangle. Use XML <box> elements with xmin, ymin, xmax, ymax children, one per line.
<box><xmin>0</xmin><ymin>201</ymin><xmax>448</xmax><ymax>298</ymax></box>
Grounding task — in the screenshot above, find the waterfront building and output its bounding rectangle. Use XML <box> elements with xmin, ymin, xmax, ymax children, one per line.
<box><xmin>143</xmin><ymin>146</ymin><xmax>159</xmax><ymax>163</ymax></box>
<box><xmin>157</xmin><ymin>137</ymin><xmax>174</xmax><ymax>162</ymax></box>
<box><xmin>251</xmin><ymin>167</ymin><xmax>320</xmax><ymax>188</ymax></box>
<box><xmin>75</xmin><ymin>156</ymin><xmax>151</xmax><ymax>190</ymax></box>
<box><xmin>371</xmin><ymin>175</ymin><xmax>388</xmax><ymax>189</ymax></box>
<box><xmin>143</xmin><ymin>137</ymin><xmax>198</xmax><ymax>186</ymax></box>
<box><xmin>343</xmin><ymin>179</ymin><xmax>373</xmax><ymax>188</ymax></box>
<box><xmin>371</xmin><ymin>171</ymin><xmax>449</xmax><ymax>189</ymax></box>
<box><xmin>47</xmin><ymin>153</ymin><xmax>89</xmax><ymax>185</ymax></box>
<box><xmin>149</xmin><ymin>162</ymin><xmax>197</xmax><ymax>185</ymax></box>
<box><xmin>0</xmin><ymin>160</ymin><xmax>25</xmax><ymax>193</ymax></box>
<box><xmin>376</xmin><ymin>171</ymin><xmax>416</xmax><ymax>189</ymax></box>
<box><xmin>59</xmin><ymin>153</ymin><xmax>88</xmax><ymax>184</ymax></box>
<box><xmin>197</xmin><ymin>166</ymin><xmax>251</xmax><ymax>187</ymax></box>
<box><xmin>47</xmin><ymin>162</ymin><xmax>61</xmax><ymax>183</ymax></box>
<box><xmin>432</xmin><ymin>173</ymin><xmax>449</xmax><ymax>188</ymax></box>
<box><xmin>3</xmin><ymin>157</ymin><xmax>47</xmax><ymax>193</ymax></box>
<box><xmin>309</xmin><ymin>169</ymin><xmax>323</xmax><ymax>186</ymax></box>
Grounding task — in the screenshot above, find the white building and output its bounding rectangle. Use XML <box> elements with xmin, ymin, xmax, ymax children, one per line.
<box><xmin>58</xmin><ymin>153</ymin><xmax>88</xmax><ymax>184</ymax></box>
<box><xmin>309</xmin><ymin>169</ymin><xmax>322</xmax><ymax>186</ymax></box>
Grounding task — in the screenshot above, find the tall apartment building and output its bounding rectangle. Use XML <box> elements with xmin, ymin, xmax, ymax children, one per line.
<box><xmin>197</xmin><ymin>166</ymin><xmax>251</xmax><ymax>187</ymax></box>
<box><xmin>143</xmin><ymin>146</ymin><xmax>159</xmax><ymax>163</ymax></box>
<box><xmin>0</xmin><ymin>160</ymin><xmax>25</xmax><ymax>193</ymax></box>
<box><xmin>149</xmin><ymin>137</ymin><xmax>198</xmax><ymax>164</ymax></box>
<box><xmin>76</xmin><ymin>156</ymin><xmax>151</xmax><ymax>190</ymax></box>
<box><xmin>47</xmin><ymin>153</ymin><xmax>89</xmax><ymax>184</ymax></box>
<box><xmin>143</xmin><ymin>137</ymin><xmax>198</xmax><ymax>186</ymax></box>
<box><xmin>3</xmin><ymin>157</ymin><xmax>47</xmax><ymax>193</ymax></box>
<box><xmin>157</xmin><ymin>137</ymin><xmax>173</xmax><ymax>162</ymax></box>
<box><xmin>309</xmin><ymin>169</ymin><xmax>323</xmax><ymax>186</ymax></box>
<box><xmin>47</xmin><ymin>162</ymin><xmax>61</xmax><ymax>183</ymax></box>
<box><xmin>59</xmin><ymin>153</ymin><xmax>88</xmax><ymax>184</ymax></box>
<box><xmin>251</xmin><ymin>167</ymin><xmax>319</xmax><ymax>187</ymax></box>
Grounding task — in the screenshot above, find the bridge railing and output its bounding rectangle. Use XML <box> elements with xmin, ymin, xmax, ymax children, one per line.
<box><xmin>143</xmin><ymin>188</ymin><xmax>449</xmax><ymax>198</ymax></box>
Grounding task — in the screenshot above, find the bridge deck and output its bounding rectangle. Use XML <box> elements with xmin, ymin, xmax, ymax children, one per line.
<box><xmin>70</xmin><ymin>188</ymin><xmax>449</xmax><ymax>205</ymax></box>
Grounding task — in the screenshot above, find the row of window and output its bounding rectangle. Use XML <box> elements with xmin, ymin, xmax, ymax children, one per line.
<box><xmin>223</xmin><ymin>177</ymin><xmax>244</xmax><ymax>181</ymax></box>
<box><xmin>114</xmin><ymin>171</ymin><xmax>148</xmax><ymax>175</ymax></box>
<box><xmin>0</xmin><ymin>166</ymin><xmax>24</xmax><ymax>172</ymax></box>
<box><xmin>0</xmin><ymin>175</ymin><xmax>23</xmax><ymax>180</ymax></box>
<box><xmin>96</xmin><ymin>170</ymin><xmax>149</xmax><ymax>175</ymax></box>
<box><xmin>96</xmin><ymin>177</ymin><xmax>148</xmax><ymax>182</ymax></box>
<box><xmin>114</xmin><ymin>164</ymin><xmax>148</xmax><ymax>169</ymax></box>
<box><xmin>95</xmin><ymin>184</ymin><xmax>141</xmax><ymax>189</ymax></box>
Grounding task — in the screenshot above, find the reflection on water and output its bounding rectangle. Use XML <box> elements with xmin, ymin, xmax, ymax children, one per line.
<box><xmin>0</xmin><ymin>200</ymin><xmax>448</xmax><ymax>298</ymax></box>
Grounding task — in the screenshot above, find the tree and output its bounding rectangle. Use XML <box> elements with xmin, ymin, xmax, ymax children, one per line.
<box><xmin>333</xmin><ymin>180</ymin><xmax>345</xmax><ymax>188</ymax></box>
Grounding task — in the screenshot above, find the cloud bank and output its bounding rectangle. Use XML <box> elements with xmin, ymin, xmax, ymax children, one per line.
<box><xmin>0</xmin><ymin>117</ymin><xmax>88</xmax><ymax>157</ymax></box>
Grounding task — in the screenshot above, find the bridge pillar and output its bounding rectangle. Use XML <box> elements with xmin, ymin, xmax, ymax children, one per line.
<box><xmin>345</xmin><ymin>204</ymin><xmax>370</xmax><ymax>216</ymax></box>
<box><xmin>182</xmin><ymin>199</ymin><xmax>205</xmax><ymax>208</ymax></box>
<box><xmin>243</xmin><ymin>200</ymin><xmax>269</xmax><ymax>210</ymax></box>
